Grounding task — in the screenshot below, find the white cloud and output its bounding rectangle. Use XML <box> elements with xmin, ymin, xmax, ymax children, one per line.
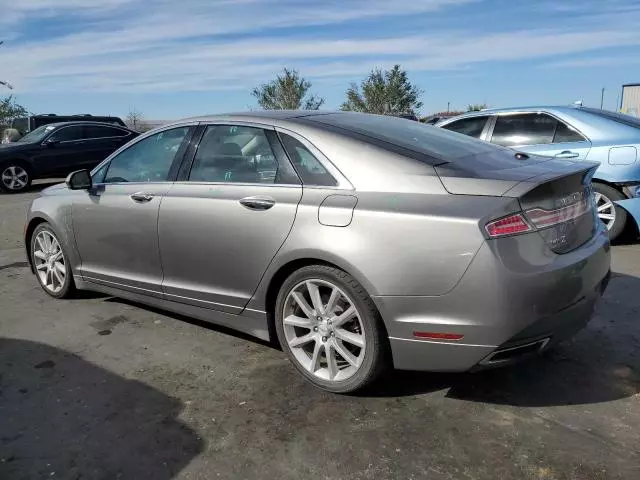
<box><xmin>1</xmin><ymin>0</ymin><xmax>640</xmax><ymax>94</ymax></box>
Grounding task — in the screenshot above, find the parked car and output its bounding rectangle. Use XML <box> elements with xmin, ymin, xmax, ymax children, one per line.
<box><xmin>25</xmin><ymin>111</ymin><xmax>610</xmax><ymax>393</ymax></box>
<box><xmin>9</xmin><ymin>114</ymin><xmax>126</xmax><ymax>139</ymax></box>
<box><xmin>0</xmin><ymin>122</ymin><xmax>138</xmax><ymax>193</ymax></box>
<box><xmin>436</xmin><ymin>106</ymin><xmax>640</xmax><ymax>240</ymax></box>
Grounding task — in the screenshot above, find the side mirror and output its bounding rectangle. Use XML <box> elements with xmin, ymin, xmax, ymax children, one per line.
<box><xmin>65</xmin><ymin>170</ymin><xmax>92</xmax><ymax>190</ymax></box>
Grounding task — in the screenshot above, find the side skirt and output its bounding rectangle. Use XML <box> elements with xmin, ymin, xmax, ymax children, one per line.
<box><xmin>74</xmin><ymin>276</ymin><xmax>270</xmax><ymax>341</ymax></box>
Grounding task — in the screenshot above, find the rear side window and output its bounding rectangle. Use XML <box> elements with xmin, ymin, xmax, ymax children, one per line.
<box><xmin>85</xmin><ymin>125</ymin><xmax>130</xmax><ymax>139</ymax></box>
<box><xmin>491</xmin><ymin>113</ymin><xmax>556</xmax><ymax>147</ymax></box>
<box><xmin>278</xmin><ymin>133</ymin><xmax>337</xmax><ymax>186</ymax></box>
<box><xmin>553</xmin><ymin>122</ymin><xmax>586</xmax><ymax>143</ymax></box>
<box><xmin>441</xmin><ymin>116</ymin><xmax>488</xmax><ymax>138</ymax></box>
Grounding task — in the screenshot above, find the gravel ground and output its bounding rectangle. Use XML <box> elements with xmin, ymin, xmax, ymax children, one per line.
<box><xmin>1</xmin><ymin>182</ymin><xmax>639</xmax><ymax>480</ymax></box>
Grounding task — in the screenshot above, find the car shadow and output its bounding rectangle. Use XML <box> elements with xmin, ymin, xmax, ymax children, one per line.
<box><xmin>103</xmin><ymin>296</ymin><xmax>277</xmax><ymax>350</ymax></box>
<box><xmin>77</xmin><ymin>271</ymin><xmax>639</xmax><ymax>408</ymax></box>
<box><xmin>363</xmin><ymin>271</ymin><xmax>640</xmax><ymax>406</ymax></box>
<box><xmin>0</xmin><ymin>337</ymin><xmax>204</xmax><ymax>479</ymax></box>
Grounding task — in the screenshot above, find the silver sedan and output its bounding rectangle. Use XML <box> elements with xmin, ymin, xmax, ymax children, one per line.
<box><xmin>25</xmin><ymin>111</ymin><xmax>611</xmax><ymax>392</ymax></box>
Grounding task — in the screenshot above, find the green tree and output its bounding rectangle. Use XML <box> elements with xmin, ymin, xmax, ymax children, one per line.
<box><xmin>0</xmin><ymin>95</ymin><xmax>28</xmax><ymax>128</ymax></box>
<box><xmin>341</xmin><ymin>65</ymin><xmax>423</xmax><ymax>115</ymax></box>
<box><xmin>467</xmin><ymin>103</ymin><xmax>488</xmax><ymax>112</ymax></box>
<box><xmin>252</xmin><ymin>68</ymin><xmax>324</xmax><ymax>110</ymax></box>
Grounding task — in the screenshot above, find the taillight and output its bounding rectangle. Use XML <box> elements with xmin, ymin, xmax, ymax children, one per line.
<box><xmin>485</xmin><ymin>213</ymin><xmax>532</xmax><ymax>238</ymax></box>
<box><xmin>525</xmin><ymin>199</ymin><xmax>591</xmax><ymax>229</ymax></box>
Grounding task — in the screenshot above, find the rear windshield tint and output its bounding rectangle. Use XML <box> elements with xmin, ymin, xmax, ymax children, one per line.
<box><xmin>307</xmin><ymin>113</ymin><xmax>498</xmax><ymax>161</ymax></box>
<box><xmin>581</xmin><ymin>107</ymin><xmax>640</xmax><ymax>129</ymax></box>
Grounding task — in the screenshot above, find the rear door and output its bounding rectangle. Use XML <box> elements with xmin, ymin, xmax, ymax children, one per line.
<box><xmin>82</xmin><ymin>125</ymin><xmax>135</xmax><ymax>169</ymax></box>
<box><xmin>488</xmin><ymin>112</ymin><xmax>592</xmax><ymax>160</ymax></box>
<box><xmin>158</xmin><ymin>123</ymin><xmax>303</xmax><ymax>314</ymax></box>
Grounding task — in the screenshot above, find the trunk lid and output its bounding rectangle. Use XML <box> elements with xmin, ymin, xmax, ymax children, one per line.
<box><xmin>435</xmin><ymin>150</ymin><xmax>600</xmax><ymax>254</ymax></box>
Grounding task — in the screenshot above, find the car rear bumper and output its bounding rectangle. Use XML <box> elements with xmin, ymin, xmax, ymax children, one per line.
<box><xmin>373</xmin><ymin>224</ymin><xmax>611</xmax><ymax>372</ymax></box>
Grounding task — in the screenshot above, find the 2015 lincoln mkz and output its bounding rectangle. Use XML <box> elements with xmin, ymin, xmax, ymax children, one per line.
<box><xmin>25</xmin><ymin>111</ymin><xmax>611</xmax><ymax>392</ymax></box>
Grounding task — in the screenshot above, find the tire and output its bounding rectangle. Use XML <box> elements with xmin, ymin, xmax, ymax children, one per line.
<box><xmin>593</xmin><ymin>183</ymin><xmax>627</xmax><ymax>242</ymax></box>
<box><xmin>30</xmin><ymin>223</ymin><xmax>76</xmax><ymax>299</ymax></box>
<box><xmin>274</xmin><ymin>265</ymin><xmax>389</xmax><ymax>393</ymax></box>
<box><xmin>0</xmin><ymin>161</ymin><xmax>32</xmax><ymax>193</ymax></box>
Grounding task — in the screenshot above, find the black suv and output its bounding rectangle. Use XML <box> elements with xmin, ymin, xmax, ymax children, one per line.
<box><xmin>10</xmin><ymin>114</ymin><xmax>126</xmax><ymax>137</ymax></box>
<box><xmin>0</xmin><ymin>122</ymin><xmax>138</xmax><ymax>193</ymax></box>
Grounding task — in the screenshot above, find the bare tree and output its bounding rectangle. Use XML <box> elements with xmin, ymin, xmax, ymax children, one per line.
<box><xmin>1</xmin><ymin>41</ymin><xmax>14</xmax><ymax>90</ymax></box>
<box><xmin>125</xmin><ymin>108</ymin><xmax>148</xmax><ymax>132</ymax></box>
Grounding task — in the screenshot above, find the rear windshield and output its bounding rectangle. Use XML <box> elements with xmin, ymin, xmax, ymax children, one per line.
<box><xmin>307</xmin><ymin>113</ymin><xmax>498</xmax><ymax>161</ymax></box>
<box><xmin>581</xmin><ymin>107</ymin><xmax>640</xmax><ymax>129</ymax></box>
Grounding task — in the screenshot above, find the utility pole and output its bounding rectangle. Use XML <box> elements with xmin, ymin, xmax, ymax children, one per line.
<box><xmin>600</xmin><ymin>87</ymin><xmax>605</xmax><ymax>109</ymax></box>
<box><xmin>447</xmin><ymin>102</ymin><xmax>450</xmax><ymax>113</ymax></box>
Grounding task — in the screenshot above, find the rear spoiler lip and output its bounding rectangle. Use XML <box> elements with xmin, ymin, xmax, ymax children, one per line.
<box><xmin>501</xmin><ymin>162</ymin><xmax>599</xmax><ymax>198</ymax></box>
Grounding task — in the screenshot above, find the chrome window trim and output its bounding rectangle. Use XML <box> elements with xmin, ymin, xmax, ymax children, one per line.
<box><xmin>489</xmin><ymin>110</ymin><xmax>590</xmax><ymax>147</ymax></box>
<box><xmin>43</xmin><ymin>124</ymin><xmax>133</xmax><ymax>145</ymax></box>
<box><xmin>90</xmin><ymin>121</ymin><xmax>200</xmax><ymax>176</ymax></box>
<box><xmin>274</xmin><ymin>126</ymin><xmax>354</xmax><ymax>190</ymax></box>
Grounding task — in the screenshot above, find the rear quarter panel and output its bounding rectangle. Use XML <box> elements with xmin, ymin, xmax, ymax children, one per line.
<box><xmin>248</xmin><ymin>183</ymin><xmax>520</xmax><ymax>312</ymax></box>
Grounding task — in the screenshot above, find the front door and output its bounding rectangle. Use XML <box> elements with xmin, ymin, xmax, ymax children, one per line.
<box><xmin>158</xmin><ymin>124</ymin><xmax>303</xmax><ymax>313</ymax></box>
<box><xmin>33</xmin><ymin>124</ymin><xmax>87</xmax><ymax>177</ymax></box>
<box><xmin>72</xmin><ymin>126</ymin><xmax>194</xmax><ymax>296</ymax></box>
<box><xmin>489</xmin><ymin>112</ymin><xmax>592</xmax><ymax>160</ymax></box>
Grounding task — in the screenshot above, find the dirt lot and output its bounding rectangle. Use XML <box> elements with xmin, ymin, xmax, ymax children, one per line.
<box><xmin>1</xmin><ymin>182</ymin><xmax>639</xmax><ymax>480</ymax></box>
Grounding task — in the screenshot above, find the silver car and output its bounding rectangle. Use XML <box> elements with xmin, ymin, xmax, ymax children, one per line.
<box><xmin>25</xmin><ymin>111</ymin><xmax>611</xmax><ymax>393</ymax></box>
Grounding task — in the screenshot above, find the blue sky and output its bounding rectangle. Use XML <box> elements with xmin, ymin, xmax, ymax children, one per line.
<box><xmin>2</xmin><ymin>0</ymin><xmax>640</xmax><ymax>119</ymax></box>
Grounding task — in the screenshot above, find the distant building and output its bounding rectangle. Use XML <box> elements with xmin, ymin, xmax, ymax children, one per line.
<box><xmin>620</xmin><ymin>84</ymin><xmax>640</xmax><ymax>117</ymax></box>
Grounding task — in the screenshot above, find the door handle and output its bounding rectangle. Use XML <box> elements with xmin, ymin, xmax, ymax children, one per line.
<box><xmin>239</xmin><ymin>196</ymin><xmax>275</xmax><ymax>210</ymax></box>
<box><xmin>130</xmin><ymin>192</ymin><xmax>155</xmax><ymax>203</ymax></box>
<box><xmin>555</xmin><ymin>150</ymin><xmax>579</xmax><ymax>159</ymax></box>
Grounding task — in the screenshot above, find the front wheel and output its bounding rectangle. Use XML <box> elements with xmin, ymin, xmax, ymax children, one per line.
<box><xmin>31</xmin><ymin>223</ymin><xmax>76</xmax><ymax>299</ymax></box>
<box><xmin>0</xmin><ymin>162</ymin><xmax>32</xmax><ymax>193</ymax></box>
<box><xmin>275</xmin><ymin>265</ymin><xmax>389</xmax><ymax>393</ymax></box>
<box><xmin>593</xmin><ymin>183</ymin><xmax>627</xmax><ymax>242</ymax></box>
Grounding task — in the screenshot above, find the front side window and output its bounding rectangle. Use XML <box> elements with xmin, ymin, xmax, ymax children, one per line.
<box><xmin>189</xmin><ymin>125</ymin><xmax>279</xmax><ymax>184</ymax></box>
<box><xmin>16</xmin><ymin>124</ymin><xmax>56</xmax><ymax>143</ymax></box>
<box><xmin>104</xmin><ymin>127</ymin><xmax>190</xmax><ymax>183</ymax></box>
<box><xmin>441</xmin><ymin>116</ymin><xmax>488</xmax><ymax>139</ymax></box>
<box><xmin>48</xmin><ymin>126</ymin><xmax>85</xmax><ymax>143</ymax></box>
<box><xmin>278</xmin><ymin>133</ymin><xmax>337</xmax><ymax>186</ymax></box>
<box><xmin>491</xmin><ymin>113</ymin><xmax>557</xmax><ymax>147</ymax></box>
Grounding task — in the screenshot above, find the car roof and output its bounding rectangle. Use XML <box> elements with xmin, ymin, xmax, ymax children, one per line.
<box><xmin>182</xmin><ymin>110</ymin><xmax>339</xmax><ymax>124</ymax></box>
<box><xmin>43</xmin><ymin>121</ymin><xmax>133</xmax><ymax>130</ymax></box>
<box><xmin>442</xmin><ymin>106</ymin><xmax>584</xmax><ymax>118</ymax></box>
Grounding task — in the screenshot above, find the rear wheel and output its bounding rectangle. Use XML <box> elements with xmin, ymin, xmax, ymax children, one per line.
<box><xmin>593</xmin><ymin>183</ymin><xmax>627</xmax><ymax>242</ymax></box>
<box><xmin>275</xmin><ymin>265</ymin><xmax>389</xmax><ymax>393</ymax></box>
<box><xmin>0</xmin><ymin>161</ymin><xmax>32</xmax><ymax>193</ymax></box>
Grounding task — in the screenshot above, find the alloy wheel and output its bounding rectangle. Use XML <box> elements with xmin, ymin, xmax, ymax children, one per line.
<box><xmin>1</xmin><ymin>165</ymin><xmax>29</xmax><ymax>191</ymax></box>
<box><xmin>33</xmin><ymin>230</ymin><xmax>67</xmax><ymax>294</ymax></box>
<box><xmin>282</xmin><ymin>279</ymin><xmax>366</xmax><ymax>382</ymax></box>
<box><xmin>594</xmin><ymin>191</ymin><xmax>616</xmax><ymax>230</ymax></box>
